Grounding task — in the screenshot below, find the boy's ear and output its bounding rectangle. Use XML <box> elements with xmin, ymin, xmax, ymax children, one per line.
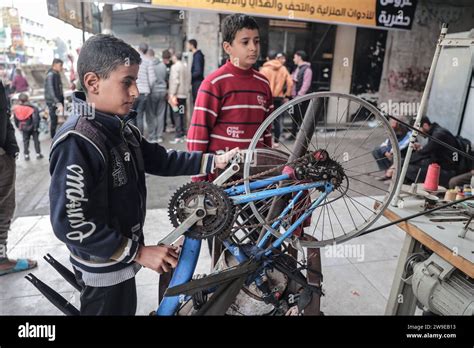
<box><xmin>83</xmin><ymin>72</ymin><xmax>100</xmax><ymax>95</ymax></box>
<box><xmin>222</xmin><ymin>41</ymin><xmax>232</xmax><ymax>56</ymax></box>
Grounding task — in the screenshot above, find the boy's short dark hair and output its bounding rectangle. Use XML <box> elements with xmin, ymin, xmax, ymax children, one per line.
<box><xmin>295</xmin><ymin>50</ymin><xmax>308</xmax><ymax>62</ymax></box>
<box><xmin>138</xmin><ymin>42</ymin><xmax>148</xmax><ymax>54</ymax></box>
<box><xmin>18</xmin><ymin>93</ymin><xmax>28</xmax><ymax>103</ymax></box>
<box><xmin>52</xmin><ymin>58</ymin><xmax>63</xmax><ymax>66</ymax></box>
<box><xmin>267</xmin><ymin>50</ymin><xmax>277</xmax><ymax>60</ymax></box>
<box><xmin>221</xmin><ymin>14</ymin><xmax>259</xmax><ymax>44</ymax></box>
<box><xmin>188</xmin><ymin>39</ymin><xmax>197</xmax><ymax>49</ymax></box>
<box><xmin>77</xmin><ymin>34</ymin><xmax>141</xmax><ymax>91</ymax></box>
<box><xmin>420</xmin><ymin>116</ymin><xmax>431</xmax><ymax>126</ymax></box>
<box><xmin>162</xmin><ymin>49</ymin><xmax>171</xmax><ymax>60</ymax></box>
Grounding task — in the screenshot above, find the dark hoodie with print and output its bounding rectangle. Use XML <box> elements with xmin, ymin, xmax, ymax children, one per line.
<box><xmin>49</xmin><ymin>92</ymin><xmax>215</xmax><ymax>287</ymax></box>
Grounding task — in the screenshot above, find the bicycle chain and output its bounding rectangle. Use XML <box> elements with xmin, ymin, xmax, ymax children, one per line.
<box><xmin>221</xmin><ymin>154</ymin><xmax>311</xmax><ymax>188</ymax></box>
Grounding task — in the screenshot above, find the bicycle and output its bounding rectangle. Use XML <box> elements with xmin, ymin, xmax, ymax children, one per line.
<box><xmin>25</xmin><ymin>91</ymin><xmax>473</xmax><ymax>316</ymax></box>
<box><xmin>156</xmin><ymin>92</ymin><xmax>402</xmax><ymax>316</ymax></box>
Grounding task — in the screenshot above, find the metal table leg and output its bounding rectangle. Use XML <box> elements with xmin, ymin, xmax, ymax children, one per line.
<box><xmin>385</xmin><ymin>233</ymin><xmax>422</xmax><ymax>315</ymax></box>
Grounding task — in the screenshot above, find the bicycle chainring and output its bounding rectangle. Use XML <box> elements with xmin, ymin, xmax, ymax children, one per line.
<box><xmin>168</xmin><ymin>182</ymin><xmax>236</xmax><ymax>240</ymax></box>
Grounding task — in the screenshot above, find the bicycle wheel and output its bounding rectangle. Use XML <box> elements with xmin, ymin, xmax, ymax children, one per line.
<box><xmin>241</xmin><ymin>92</ymin><xmax>401</xmax><ymax>248</ymax></box>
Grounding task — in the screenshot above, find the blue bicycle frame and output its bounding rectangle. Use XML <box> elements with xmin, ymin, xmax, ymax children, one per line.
<box><xmin>156</xmin><ymin>174</ymin><xmax>333</xmax><ymax>315</ymax></box>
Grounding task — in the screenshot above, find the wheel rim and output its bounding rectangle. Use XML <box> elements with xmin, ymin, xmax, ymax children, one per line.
<box><xmin>241</xmin><ymin>92</ymin><xmax>401</xmax><ymax>248</ymax></box>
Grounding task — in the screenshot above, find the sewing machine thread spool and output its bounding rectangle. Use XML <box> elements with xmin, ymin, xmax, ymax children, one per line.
<box><xmin>444</xmin><ymin>189</ymin><xmax>456</xmax><ymax>201</ymax></box>
<box><xmin>455</xmin><ymin>191</ymin><xmax>464</xmax><ymax>201</ymax></box>
<box><xmin>424</xmin><ymin>163</ymin><xmax>440</xmax><ymax>191</ymax></box>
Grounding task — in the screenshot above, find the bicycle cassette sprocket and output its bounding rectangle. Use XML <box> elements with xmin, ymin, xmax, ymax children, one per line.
<box><xmin>168</xmin><ymin>182</ymin><xmax>235</xmax><ymax>240</ymax></box>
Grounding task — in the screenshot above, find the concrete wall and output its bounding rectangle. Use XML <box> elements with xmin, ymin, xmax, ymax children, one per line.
<box><xmin>328</xmin><ymin>25</ymin><xmax>357</xmax><ymax>123</ymax></box>
<box><xmin>111</xmin><ymin>8</ymin><xmax>184</xmax><ymax>58</ymax></box>
<box><xmin>378</xmin><ymin>0</ymin><xmax>474</xmax><ymax>108</ymax></box>
<box><xmin>112</xmin><ymin>21</ymin><xmax>184</xmax><ymax>57</ymax></box>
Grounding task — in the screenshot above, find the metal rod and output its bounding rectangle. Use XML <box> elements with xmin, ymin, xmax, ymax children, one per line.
<box><xmin>358</xmin><ymin>196</ymin><xmax>473</xmax><ymax>237</ymax></box>
<box><xmin>391</xmin><ymin>23</ymin><xmax>449</xmax><ymax>207</ymax></box>
<box><xmin>265</xmin><ymin>187</ymin><xmax>331</xmax><ymax>255</ymax></box>
<box><xmin>257</xmin><ymin>190</ymin><xmax>304</xmax><ymax>248</ymax></box>
<box><xmin>25</xmin><ymin>274</ymin><xmax>79</xmax><ymax>316</ymax></box>
<box><xmin>81</xmin><ymin>1</ymin><xmax>86</xmax><ymax>43</ymax></box>
<box><xmin>43</xmin><ymin>254</ymin><xmax>82</xmax><ymax>292</ymax></box>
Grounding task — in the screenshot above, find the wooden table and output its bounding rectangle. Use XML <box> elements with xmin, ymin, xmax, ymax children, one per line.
<box><xmin>384</xmin><ymin>197</ymin><xmax>474</xmax><ymax>315</ymax></box>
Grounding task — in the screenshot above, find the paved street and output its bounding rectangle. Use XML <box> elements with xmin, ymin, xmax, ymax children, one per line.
<box><xmin>1</xmin><ymin>208</ymin><xmax>407</xmax><ymax>315</ymax></box>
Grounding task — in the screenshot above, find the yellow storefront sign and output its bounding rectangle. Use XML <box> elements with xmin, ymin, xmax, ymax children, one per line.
<box><xmin>151</xmin><ymin>0</ymin><xmax>417</xmax><ymax>30</ymax></box>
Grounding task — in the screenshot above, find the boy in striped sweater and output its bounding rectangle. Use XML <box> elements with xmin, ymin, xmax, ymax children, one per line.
<box><xmin>187</xmin><ymin>14</ymin><xmax>274</xmax><ymax>182</ymax></box>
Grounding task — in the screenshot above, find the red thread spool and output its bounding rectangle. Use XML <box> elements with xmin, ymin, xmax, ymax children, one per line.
<box><xmin>424</xmin><ymin>163</ymin><xmax>440</xmax><ymax>191</ymax></box>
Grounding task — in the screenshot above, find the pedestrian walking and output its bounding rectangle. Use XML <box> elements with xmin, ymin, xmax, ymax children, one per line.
<box><xmin>44</xmin><ymin>58</ymin><xmax>64</xmax><ymax>138</ymax></box>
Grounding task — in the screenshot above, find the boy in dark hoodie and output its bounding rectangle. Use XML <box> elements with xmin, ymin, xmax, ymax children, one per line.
<box><xmin>49</xmin><ymin>34</ymin><xmax>237</xmax><ymax>315</ymax></box>
<box><xmin>12</xmin><ymin>93</ymin><xmax>43</xmax><ymax>160</ymax></box>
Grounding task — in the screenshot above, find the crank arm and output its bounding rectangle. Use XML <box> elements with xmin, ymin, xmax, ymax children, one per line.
<box><xmin>158</xmin><ymin>196</ymin><xmax>206</xmax><ymax>245</ymax></box>
<box><xmin>213</xmin><ymin>162</ymin><xmax>240</xmax><ymax>187</ymax></box>
<box><xmin>158</xmin><ymin>212</ymin><xmax>202</xmax><ymax>245</ymax></box>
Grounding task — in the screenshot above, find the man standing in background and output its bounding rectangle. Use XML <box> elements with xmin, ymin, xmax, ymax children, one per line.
<box><xmin>288</xmin><ymin>50</ymin><xmax>312</xmax><ymax>139</ymax></box>
<box><xmin>276</xmin><ymin>52</ymin><xmax>288</xmax><ymax>67</ymax></box>
<box><xmin>168</xmin><ymin>52</ymin><xmax>191</xmax><ymax>144</ymax></box>
<box><xmin>260</xmin><ymin>50</ymin><xmax>293</xmax><ymax>147</ymax></box>
<box><xmin>133</xmin><ymin>43</ymin><xmax>156</xmax><ymax>135</ymax></box>
<box><xmin>146</xmin><ymin>49</ymin><xmax>170</xmax><ymax>143</ymax></box>
<box><xmin>44</xmin><ymin>58</ymin><xmax>64</xmax><ymax>138</ymax></box>
<box><xmin>187</xmin><ymin>39</ymin><xmax>205</xmax><ymax>105</ymax></box>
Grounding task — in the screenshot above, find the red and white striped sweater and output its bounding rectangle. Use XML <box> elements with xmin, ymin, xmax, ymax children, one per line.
<box><xmin>187</xmin><ymin>60</ymin><xmax>274</xmax><ymax>181</ymax></box>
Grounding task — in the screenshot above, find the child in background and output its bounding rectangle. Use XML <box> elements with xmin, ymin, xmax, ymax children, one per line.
<box><xmin>12</xmin><ymin>93</ymin><xmax>43</xmax><ymax>160</ymax></box>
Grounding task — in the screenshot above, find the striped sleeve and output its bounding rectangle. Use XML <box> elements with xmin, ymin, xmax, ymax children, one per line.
<box><xmin>187</xmin><ymin>79</ymin><xmax>220</xmax><ymax>153</ymax></box>
<box><xmin>187</xmin><ymin>79</ymin><xmax>220</xmax><ymax>181</ymax></box>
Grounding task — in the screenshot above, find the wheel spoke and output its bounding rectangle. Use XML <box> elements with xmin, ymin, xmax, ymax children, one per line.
<box><xmin>345</xmin><ymin>175</ymin><xmax>391</xmax><ymax>193</ymax></box>
<box><xmin>328</xmin><ymin>199</ymin><xmax>347</xmax><ymax>236</ymax></box>
<box><xmin>343</xmin><ymin>156</ymin><xmax>392</xmax><ymax>171</ymax></box>
<box><xmin>325</xmin><ymin>198</ymin><xmax>336</xmax><ymax>240</ymax></box>
<box><xmin>339</xmin><ymin>188</ymin><xmax>375</xmax><ymax>215</ymax></box>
